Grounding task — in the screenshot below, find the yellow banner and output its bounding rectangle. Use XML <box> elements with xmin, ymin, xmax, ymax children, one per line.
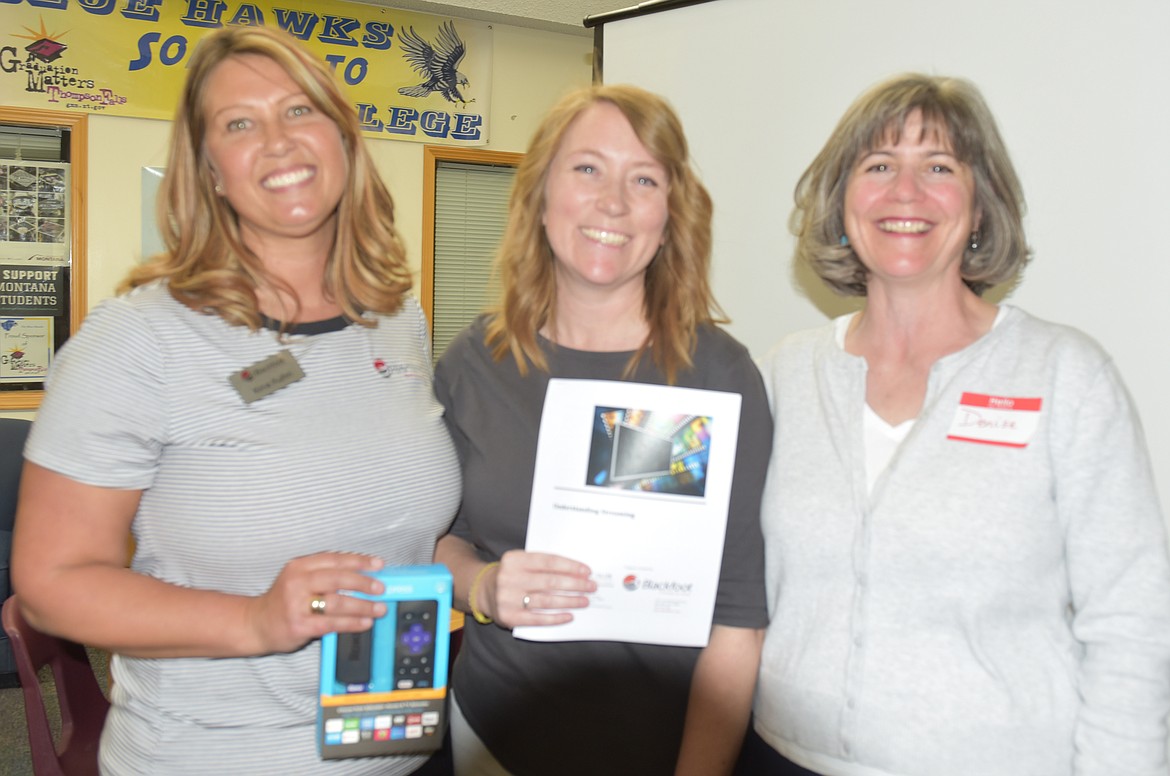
<box><xmin>0</xmin><ymin>0</ymin><xmax>492</xmax><ymax>144</ymax></box>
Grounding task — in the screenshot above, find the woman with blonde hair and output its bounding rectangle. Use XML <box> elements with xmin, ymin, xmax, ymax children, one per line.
<box><xmin>13</xmin><ymin>25</ymin><xmax>460</xmax><ymax>775</ymax></box>
<box><xmin>434</xmin><ymin>84</ymin><xmax>772</xmax><ymax>776</ymax></box>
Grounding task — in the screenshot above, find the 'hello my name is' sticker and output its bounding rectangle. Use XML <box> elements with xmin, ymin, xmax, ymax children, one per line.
<box><xmin>946</xmin><ymin>392</ymin><xmax>1042</xmax><ymax>448</ymax></box>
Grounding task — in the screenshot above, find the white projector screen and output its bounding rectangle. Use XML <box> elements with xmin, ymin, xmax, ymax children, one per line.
<box><xmin>598</xmin><ymin>0</ymin><xmax>1170</xmax><ymax>516</ymax></box>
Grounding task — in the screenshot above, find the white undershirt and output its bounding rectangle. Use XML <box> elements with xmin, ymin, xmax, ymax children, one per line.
<box><xmin>862</xmin><ymin>404</ymin><xmax>914</xmax><ymax>494</ymax></box>
<box><xmin>835</xmin><ymin>308</ymin><xmax>1005</xmax><ymax>494</ymax></box>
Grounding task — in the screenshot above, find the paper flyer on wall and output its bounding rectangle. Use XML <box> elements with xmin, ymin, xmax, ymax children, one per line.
<box><xmin>513</xmin><ymin>378</ymin><xmax>742</xmax><ymax>647</ymax></box>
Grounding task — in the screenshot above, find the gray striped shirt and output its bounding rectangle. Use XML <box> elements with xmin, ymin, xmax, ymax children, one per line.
<box><xmin>27</xmin><ymin>283</ymin><xmax>461</xmax><ymax>775</ymax></box>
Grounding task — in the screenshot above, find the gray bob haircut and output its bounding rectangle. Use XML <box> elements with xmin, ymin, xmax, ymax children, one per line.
<box><xmin>791</xmin><ymin>73</ymin><xmax>1030</xmax><ymax>296</ymax></box>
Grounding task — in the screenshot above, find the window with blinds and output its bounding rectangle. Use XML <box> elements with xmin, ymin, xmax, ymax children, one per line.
<box><xmin>0</xmin><ymin>124</ymin><xmax>65</xmax><ymax>162</ymax></box>
<box><xmin>430</xmin><ymin>159</ymin><xmax>515</xmax><ymax>358</ymax></box>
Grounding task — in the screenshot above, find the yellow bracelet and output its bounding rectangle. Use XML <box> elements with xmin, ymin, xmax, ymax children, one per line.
<box><xmin>468</xmin><ymin>561</ymin><xmax>499</xmax><ymax>625</ymax></box>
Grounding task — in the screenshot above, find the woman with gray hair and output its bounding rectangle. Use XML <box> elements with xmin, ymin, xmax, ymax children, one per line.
<box><xmin>745</xmin><ymin>73</ymin><xmax>1170</xmax><ymax>775</ymax></box>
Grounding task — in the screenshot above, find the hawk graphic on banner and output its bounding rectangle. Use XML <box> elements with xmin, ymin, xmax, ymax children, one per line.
<box><xmin>397</xmin><ymin>22</ymin><xmax>473</xmax><ymax>105</ymax></box>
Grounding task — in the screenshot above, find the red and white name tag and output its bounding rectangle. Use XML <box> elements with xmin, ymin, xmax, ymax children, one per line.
<box><xmin>946</xmin><ymin>392</ymin><xmax>1042</xmax><ymax>448</ymax></box>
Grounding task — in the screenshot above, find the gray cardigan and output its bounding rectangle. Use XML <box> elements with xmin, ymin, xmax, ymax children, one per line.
<box><xmin>754</xmin><ymin>305</ymin><xmax>1170</xmax><ymax>776</ymax></box>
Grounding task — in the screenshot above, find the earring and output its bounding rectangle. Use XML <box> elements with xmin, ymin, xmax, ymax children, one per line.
<box><xmin>213</xmin><ymin>181</ymin><xmax>223</xmax><ymax>194</ymax></box>
<box><xmin>839</xmin><ymin>234</ymin><xmax>850</xmax><ymax>247</ymax></box>
<box><xmin>968</xmin><ymin>230</ymin><xmax>981</xmax><ymax>252</ymax></box>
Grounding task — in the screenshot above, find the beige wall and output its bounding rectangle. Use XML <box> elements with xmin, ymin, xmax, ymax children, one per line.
<box><xmin>87</xmin><ymin>22</ymin><xmax>592</xmax><ymax>305</ymax></box>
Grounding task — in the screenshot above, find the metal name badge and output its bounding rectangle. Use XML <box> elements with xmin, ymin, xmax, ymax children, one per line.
<box><xmin>228</xmin><ymin>349</ymin><xmax>306</xmax><ymax>404</ymax></box>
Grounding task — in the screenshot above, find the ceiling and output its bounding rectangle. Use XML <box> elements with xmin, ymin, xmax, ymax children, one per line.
<box><xmin>352</xmin><ymin>0</ymin><xmax>627</xmax><ymax>36</ymax></box>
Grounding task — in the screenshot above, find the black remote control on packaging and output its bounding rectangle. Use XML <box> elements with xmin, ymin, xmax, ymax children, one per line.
<box><xmin>394</xmin><ymin>600</ymin><xmax>438</xmax><ymax>690</ymax></box>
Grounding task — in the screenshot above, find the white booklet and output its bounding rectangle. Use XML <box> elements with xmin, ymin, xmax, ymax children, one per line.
<box><xmin>512</xmin><ymin>378</ymin><xmax>742</xmax><ymax>647</ymax></box>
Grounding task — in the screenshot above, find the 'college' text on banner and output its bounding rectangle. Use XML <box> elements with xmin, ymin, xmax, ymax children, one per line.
<box><xmin>0</xmin><ymin>0</ymin><xmax>492</xmax><ymax>144</ymax></box>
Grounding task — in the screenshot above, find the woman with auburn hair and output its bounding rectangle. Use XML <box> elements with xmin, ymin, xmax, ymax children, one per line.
<box><xmin>433</xmin><ymin>84</ymin><xmax>772</xmax><ymax>776</ymax></box>
<box><xmin>12</xmin><ymin>25</ymin><xmax>460</xmax><ymax>775</ymax></box>
<box><xmin>744</xmin><ymin>73</ymin><xmax>1170</xmax><ymax>775</ymax></box>
<box><xmin>484</xmin><ymin>85</ymin><xmax>721</xmax><ymax>383</ymax></box>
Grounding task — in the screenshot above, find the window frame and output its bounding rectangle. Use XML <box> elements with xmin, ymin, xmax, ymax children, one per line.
<box><xmin>420</xmin><ymin>145</ymin><xmax>522</xmax><ymax>347</ymax></box>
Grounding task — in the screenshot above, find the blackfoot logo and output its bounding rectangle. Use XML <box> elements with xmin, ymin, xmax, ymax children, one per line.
<box><xmin>622</xmin><ymin>575</ymin><xmax>692</xmax><ymax>594</ymax></box>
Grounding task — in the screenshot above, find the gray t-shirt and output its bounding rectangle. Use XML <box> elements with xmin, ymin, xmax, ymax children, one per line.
<box><xmin>26</xmin><ymin>283</ymin><xmax>461</xmax><ymax>775</ymax></box>
<box><xmin>434</xmin><ymin>317</ymin><xmax>771</xmax><ymax>776</ymax></box>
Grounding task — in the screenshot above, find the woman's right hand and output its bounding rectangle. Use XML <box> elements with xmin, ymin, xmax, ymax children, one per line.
<box><xmin>483</xmin><ymin>549</ymin><xmax>596</xmax><ymax>629</ymax></box>
<box><xmin>244</xmin><ymin>552</ymin><xmax>388</xmax><ymax>655</ymax></box>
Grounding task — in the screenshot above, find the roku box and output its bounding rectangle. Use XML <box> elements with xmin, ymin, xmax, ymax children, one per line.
<box><xmin>318</xmin><ymin>565</ymin><xmax>452</xmax><ymax>759</ymax></box>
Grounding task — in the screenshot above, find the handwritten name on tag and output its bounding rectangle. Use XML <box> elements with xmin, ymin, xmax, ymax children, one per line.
<box><xmin>946</xmin><ymin>392</ymin><xmax>1042</xmax><ymax>448</ymax></box>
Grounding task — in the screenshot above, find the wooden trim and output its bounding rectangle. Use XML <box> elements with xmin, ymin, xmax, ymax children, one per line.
<box><xmin>419</xmin><ymin>146</ymin><xmax>522</xmax><ymax>339</ymax></box>
<box><xmin>0</xmin><ymin>108</ymin><xmax>87</xmax><ymax>411</ymax></box>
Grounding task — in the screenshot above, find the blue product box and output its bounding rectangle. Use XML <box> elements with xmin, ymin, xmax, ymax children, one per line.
<box><xmin>318</xmin><ymin>564</ymin><xmax>452</xmax><ymax>760</ymax></box>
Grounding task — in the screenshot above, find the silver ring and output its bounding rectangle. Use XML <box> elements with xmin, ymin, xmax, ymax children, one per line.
<box><xmin>522</xmin><ymin>595</ymin><xmax>531</xmax><ymax>609</ymax></box>
<box><xmin>310</xmin><ymin>597</ymin><xmax>327</xmax><ymax>615</ymax></box>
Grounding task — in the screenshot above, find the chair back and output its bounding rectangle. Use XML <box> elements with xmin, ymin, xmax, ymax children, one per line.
<box><xmin>1</xmin><ymin>416</ymin><xmax>32</xmax><ymax>681</ymax></box>
<box><xmin>1</xmin><ymin>594</ymin><xmax>109</xmax><ymax>776</ymax></box>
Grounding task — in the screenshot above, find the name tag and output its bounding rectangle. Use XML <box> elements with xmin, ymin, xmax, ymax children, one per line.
<box><xmin>229</xmin><ymin>349</ymin><xmax>305</xmax><ymax>404</ymax></box>
<box><xmin>946</xmin><ymin>392</ymin><xmax>1042</xmax><ymax>448</ymax></box>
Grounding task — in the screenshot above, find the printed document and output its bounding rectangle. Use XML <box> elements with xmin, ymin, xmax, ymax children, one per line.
<box><xmin>513</xmin><ymin>378</ymin><xmax>741</xmax><ymax>647</ymax></box>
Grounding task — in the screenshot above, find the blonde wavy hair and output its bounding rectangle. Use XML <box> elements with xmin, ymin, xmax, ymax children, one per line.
<box><xmin>792</xmin><ymin>73</ymin><xmax>1029</xmax><ymax>296</ymax></box>
<box><xmin>486</xmin><ymin>84</ymin><xmax>723</xmax><ymax>383</ymax></box>
<box><xmin>121</xmin><ymin>25</ymin><xmax>410</xmax><ymax>327</ymax></box>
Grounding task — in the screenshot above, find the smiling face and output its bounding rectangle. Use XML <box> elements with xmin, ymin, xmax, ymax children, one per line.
<box><xmin>201</xmin><ymin>53</ymin><xmax>347</xmax><ymax>254</ymax></box>
<box><xmin>541</xmin><ymin>101</ymin><xmax>670</xmax><ymax>302</ymax></box>
<box><xmin>843</xmin><ymin>110</ymin><xmax>980</xmax><ymax>292</ymax></box>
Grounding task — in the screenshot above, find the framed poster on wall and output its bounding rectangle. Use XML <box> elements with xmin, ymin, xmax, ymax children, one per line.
<box><xmin>0</xmin><ymin>108</ymin><xmax>87</xmax><ymax>410</ymax></box>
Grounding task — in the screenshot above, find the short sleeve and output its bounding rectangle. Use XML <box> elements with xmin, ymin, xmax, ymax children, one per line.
<box><xmin>25</xmin><ymin>296</ymin><xmax>167</xmax><ymax>490</ymax></box>
<box><xmin>433</xmin><ymin>323</ymin><xmax>478</xmax><ymax>543</ymax></box>
<box><xmin>696</xmin><ymin>331</ymin><xmax>772</xmax><ymax>629</ymax></box>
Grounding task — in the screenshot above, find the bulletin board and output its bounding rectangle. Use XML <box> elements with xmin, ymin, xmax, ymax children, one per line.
<box><xmin>0</xmin><ymin>108</ymin><xmax>87</xmax><ymax>410</ymax></box>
